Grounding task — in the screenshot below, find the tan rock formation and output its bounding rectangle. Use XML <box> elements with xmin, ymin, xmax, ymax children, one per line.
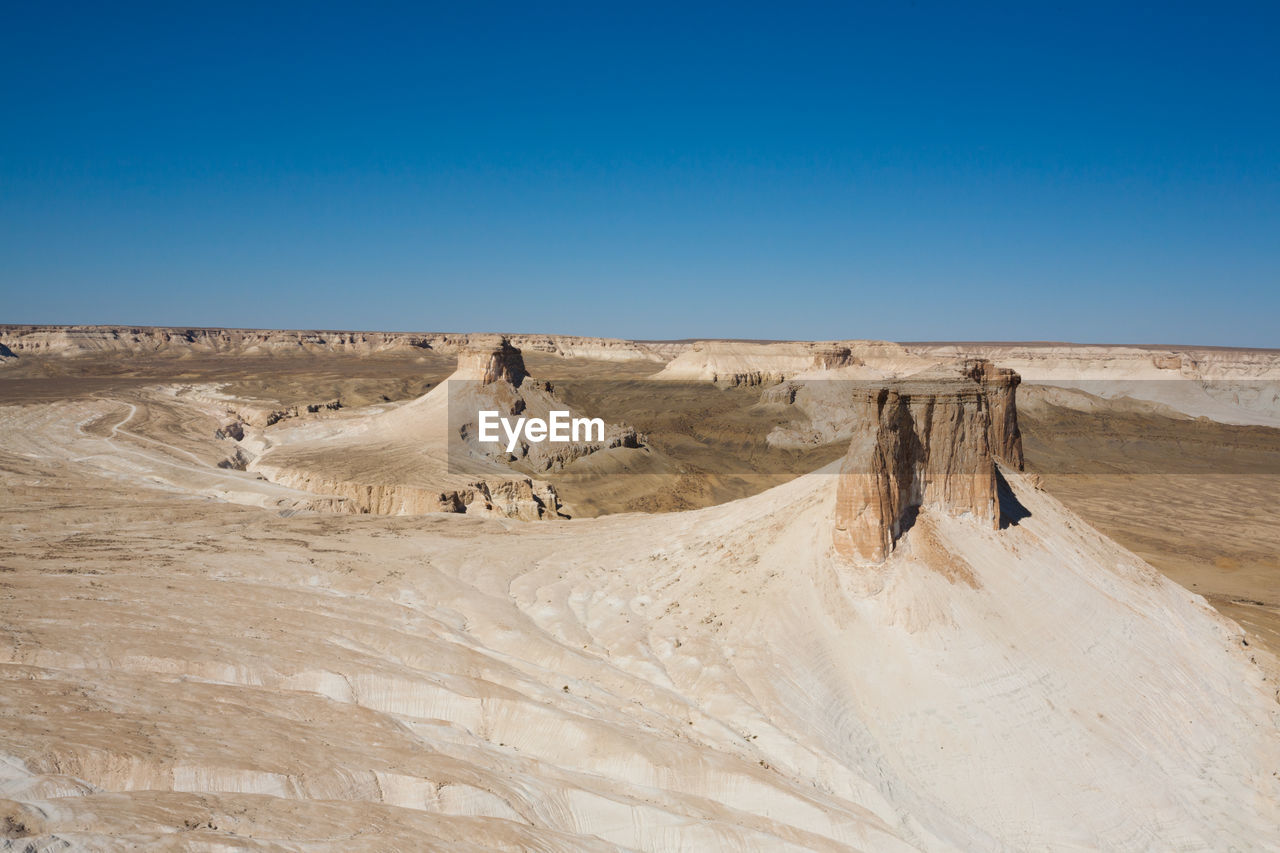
<box><xmin>833</xmin><ymin>361</ymin><xmax>1019</xmax><ymax>563</ymax></box>
<box><xmin>455</xmin><ymin>336</ymin><xmax>529</xmax><ymax>385</ymax></box>
<box><xmin>450</xmin><ymin>339</ymin><xmax>643</xmax><ymax>473</ymax></box>
<box><xmin>961</xmin><ymin>358</ymin><xmax>1024</xmax><ymax>468</ymax></box>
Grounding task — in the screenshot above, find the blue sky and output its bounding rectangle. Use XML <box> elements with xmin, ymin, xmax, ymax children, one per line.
<box><xmin>2</xmin><ymin>2</ymin><xmax>1277</xmax><ymax>345</ymax></box>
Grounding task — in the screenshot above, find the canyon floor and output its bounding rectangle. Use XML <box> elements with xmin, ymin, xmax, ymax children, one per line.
<box><xmin>1</xmin><ymin>329</ymin><xmax>1278</xmax><ymax>851</ymax></box>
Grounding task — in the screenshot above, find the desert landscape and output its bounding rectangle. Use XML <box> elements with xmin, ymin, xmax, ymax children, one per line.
<box><xmin>6</xmin><ymin>2</ymin><xmax>1277</xmax><ymax>848</ymax></box>
<box><xmin>1</xmin><ymin>325</ymin><xmax>1278</xmax><ymax>850</ymax></box>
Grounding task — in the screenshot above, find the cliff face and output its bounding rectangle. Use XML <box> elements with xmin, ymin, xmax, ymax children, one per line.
<box><xmin>454</xmin><ymin>336</ymin><xmax>528</xmax><ymax>386</ymax></box>
<box><xmin>0</xmin><ymin>325</ymin><xmax>674</xmax><ymax>362</ymax></box>
<box><xmin>962</xmin><ymin>358</ymin><xmax>1024</xmax><ymax>469</ymax></box>
<box><xmin>833</xmin><ymin>361</ymin><xmax>1021</xmax><ymax>563</ymax></box>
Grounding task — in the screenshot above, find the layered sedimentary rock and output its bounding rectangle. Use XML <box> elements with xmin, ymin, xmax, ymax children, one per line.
<box><xmin>833</xmin><ymin>361</ymin><xmax>1020</xmax><ymax>563</ymax></box>
<box><xmin>455</xmin><ymin>336</ymin><xmax>529</xmax><ymax>385</ymax></box>
<box><xmin>961</xmin><ymin>358</ymin><xmax>1024</xmax><ymax>468</ymax></box>
<box><xmin>0</xmin><ymin>325</ymin><xmax>674</xmax><ymax>362</ymax></box>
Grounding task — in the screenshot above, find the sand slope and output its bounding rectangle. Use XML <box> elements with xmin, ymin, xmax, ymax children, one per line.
<box><xmin>2</xmin><ymin>426</ymin><xmax>1277</xmax><ymax>849</ymax></box>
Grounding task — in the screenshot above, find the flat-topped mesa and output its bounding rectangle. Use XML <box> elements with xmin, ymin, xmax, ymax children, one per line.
<box><xmin>455</xmin><ymin>336</ymin><xmax>527</xmax><ymax>385</ymax></box>
<box><xmin>961</xmin><ymin>358</ymin><xmax>1024</xmax><ymax>469</ymax></box>
<box><xmin>833</xmin><ymin>360</ymin><xmax>1022</xmax><ymax>563</ymax></box>
<box><xmin>812</xmin><ymin>345</ymin><xmax>863</xmax><ymax>371</ymax></box>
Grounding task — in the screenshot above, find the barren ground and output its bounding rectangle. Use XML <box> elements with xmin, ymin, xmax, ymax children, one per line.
<box><xmin>2</xmin><ymin>344</ymin><xmax>1278</xmax><ymax>850</ymax></box>
<box><xmin>6</xmin><ymin>351</ymin><xmax>1275</xmax><ymax>652</ymax></box>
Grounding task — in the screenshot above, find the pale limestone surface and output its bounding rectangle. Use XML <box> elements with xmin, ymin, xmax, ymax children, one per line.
<box><xmin>2</xmin><ymin>334</ymin><xmax>1279</xmax><ymax>850</ymax></box>
<box><xmin>3</xmin><ymin>392</ymin><xmax>1279</xmax><ymax>850</ymax></box>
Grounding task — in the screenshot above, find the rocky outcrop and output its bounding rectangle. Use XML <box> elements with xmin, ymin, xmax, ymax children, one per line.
<box><xmin>455</xmin><ymin>337</ymin><xmax>528</xmax><ymax>385</ymax></box>
<box><xmin>450</xmin><ymin>339</ymin><xmax>644</xmax><ymax>473</ymax></box>
<box><xmin>223</xmin><ymin>399</ymin><xmax>343</xmax><ymax>428</ymax></box>
<box><xmin>833</xmin><ymin>361</ymin><xmax>1020</xmax><ymax>563</ymax></box>
<box><xmin>961</xmin><ymin>358</ymin><xmax>1024</xmax><ymax>469</ymax></box>
<box><xmin>252</xmin><ymin>463</ymin><xmax>563</xmax><ymax>519</ymax></box>
<box><xmin>813</xmin><ymin>345</ymin><xmax>862</xmax><ymax>371</ymax></box>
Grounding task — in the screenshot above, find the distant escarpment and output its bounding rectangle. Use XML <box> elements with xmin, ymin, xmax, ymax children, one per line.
<box><xmin>655</xmin><ymin>340</ymin><xmax>914</xmax><ymax>385</ymax></box>
<box><xmin>0</xmin><ymin>325</ymin><xmax>676</xmax><ymax>362</ymax></box>
<box><xmin>833</xmin><ymin>360</ymin><xmax>1023</xmax><ymax>563</ymax></box>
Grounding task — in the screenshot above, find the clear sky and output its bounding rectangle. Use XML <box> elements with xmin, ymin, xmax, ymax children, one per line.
<box><xmin>2</xmin><ymin>2</ymin><xmax>1277</xmax><ymax>345</ymax></box>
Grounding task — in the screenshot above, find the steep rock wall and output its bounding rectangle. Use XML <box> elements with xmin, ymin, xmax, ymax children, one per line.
<box><xmin>833</xmin><ymin>361</ymin><xmax>1020</xmax><ymax>563</ymax></box>
<box><xmin>962</xmin><ymin>358</ymin><xmax>1024</xmax><ymax>469</ymax></box>
<box><xmin>454</xmin><ymin>336</ymin><xmax>529</xmax><ymax>386</ymax></box>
